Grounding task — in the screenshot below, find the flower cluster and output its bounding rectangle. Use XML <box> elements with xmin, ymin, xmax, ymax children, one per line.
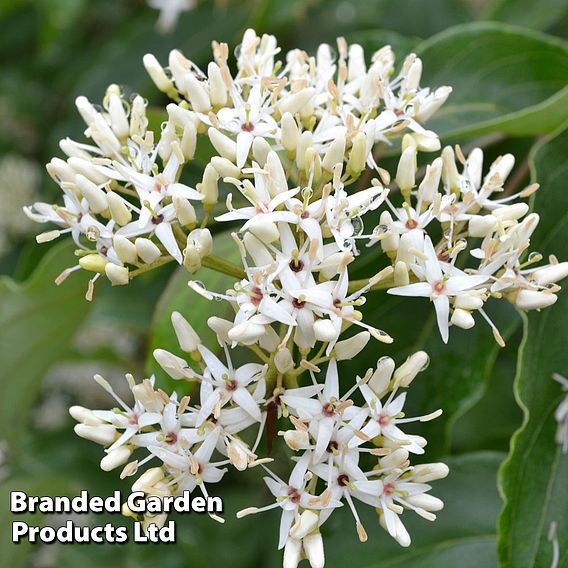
<box><xmin>27</xmin><ymin>29</ymin><xmax>568</xmax><ymax>567</ymax></box>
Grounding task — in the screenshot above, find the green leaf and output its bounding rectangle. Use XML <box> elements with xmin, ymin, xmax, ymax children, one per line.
<box><xmin>484</xmin><ymin>0</ymin><xmax>568</xmax><ymax>31</ymax></box>
<box><xmin>0</xmin><ymin>241</ymin><xmax>91</xmax><ymax>446</ymax></box>
<box><xmin>498</xmin><ymin>126</ymin><xmax>568</xmax><ymax>567</ymax></box>
<box><xmin>146</xmin><ymin>232</ymin><xmax>241</xmax><ymax>388</ymax></box>
<box><xmin>318</xmin><ymin>452</ymin><xmax>504</xmax><ymax>568</ymax></box>
<box><xmin>416</xmin><ymin>23</ymin><xmax>568</xmax><ymax>140</ymax></box>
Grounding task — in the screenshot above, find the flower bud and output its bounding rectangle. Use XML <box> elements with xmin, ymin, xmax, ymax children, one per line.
<box><xmin>296</xmin><ymin>131</ymin><xmax>313</xmax><ymax>170</ymax></box>
<box><xmin>466</xmin><ymin>148</ymin><xmax>483</xmax><ymax>189</ymax></box>
<box><xmin>132</xmin><ymin>467</ymin><xmax>164</xmax><ymax>493</ymax></box>
<box><xmin>105</xmin><ymin>263</ymin><xmax>129</xmax><ymax>286</ymax></box>
<box><xmin>181</xmin><ymin>120</ymin><xmax>197</xmax><ymax>160</ymax></box>
<box><xmin>334</xmin><ymin>331</ymin><xmax>370</xmax><ymax>360</ymax></box>
<box><xmin>227</xmin><ymin>438</ymin><xmax>251</xmax><ymax>471</ymax></box>
<box><xmin>207</xmin><ymin>316</ymin><xmax>233</xmax><ymax>344</ymax></box>
<box><xmin>379</xmin><ymin>447</ymin><xmax>409</xmax><ymax>470</ymax></box>
<box><xmin>322</xmin><ymin>136</ymin><xmax>346</xmax><ymax>172</ymax></box>
<box><xmin>492</xmin><ymin>203</ymin><xmax>529</xmax><ymax>221</ymax></box>
<box><xmin>405</xmin><ymin>493</ymin><xmax>444</xmax><ymax>512</ymax></box>
<box><xmin>153</xmin><ymin>349</ymin><xmax>194</xmax><ymax>380</ymax></box>
<box><xmin>512</xmin><ymin>289</ymin><xmax>557</xmax><ymax>310</ymax></box>
<box><xmin>185</xmin><ymin>73</ymin><xmax>211</xmax><ymax>113</ymax></box>
<box><xmin>69</xmin><ymin>405</ymin><xmax>102</xmax><ymax>425</ymax></box>
<box><xmin>266</xmin><ymin>150</ymin><xmax>288</xmax><ymax>196</ymax></box>
<box><xmin>417</xmin><ymin>157</ymin><xmax>442</xmax><ymax>204</ymax></box>
<box><xmin>347</xmin><ymin>132</ymin><xmax>367</xmax><ymax>175</ymax></box>
<box><xmin>174</xmin><ymin>197</ymin><xmax>197</xmax><ymax>227</ymax></box>
<box><xmin>211</xmin><ymin>156</ymin><xmax>241</xmax><ymax>179</ymax></box>
<box><xmin>207</xmin><ymin>62</ymin><xmax>227</xmax><ymax>107</ymax></box>
<box><xmin>75</xmin><ymin>174</ymin><xmax>108</xmax><ymax>214</ymax></box>
<box><xmin>208</xmin><ymin>127</ymin><xmax>237</xmax><ymax>162</ymax></box>
<box><xmin>79</xmin><ymin>254</ymin><xmax>108</xmax><ymax>273</ymax></box>
<box><xmin>450</xmin><ymin>308</ymin><xmax>475</xmax><ymax>330</ymax></box>
<box><xmin>143</xmin><ymin>54</ymin><xmax>174</xmax><ymax>93</ymax></box>
<box><xmin>415</xmin><ymin>86</ymin><xmax>452</xmax><ymax>122</ymax></box>
<box><xmin>283</xmin><ymin>537</ymin><xmax>302</xmax><ymax>568</ymax></box>
<box><xmin>290</xmin><ymin>510</ymin><xmax>319</xmax><ymax>540</ymax></box>
<box><xmin>395</xmin><ymin>146</ymin><xmax>416</xmax><ymax>193</ymax></box>
<box><xmin>135</xmin><ymin>238</ymin><xmax>161</xmax><ymax>264</ymax></box>
<box><xmin>171</xmin><ymin>311</ymin><xmax>200</xmax><ymax>352</ymax></box>
<box><xmin>393</xmin><ymin>351</ymin><xmax>429</xmax><ymax>387</ymax></box>
<box><xmin>107</xmin><ymin>91</ymin><xmax>129</xmax><ymax>140</ymax></box>
<box><xmin>248</xmin><ymin>217</ymin><xmax>280</xmax><ymax>243</ymax></box>
<box><xmin>303</xmin><ymin>532</ymin><xmax>325</xmax><ymax>568</ymax></box>
<box><xmin>454</xmin><ymin>291</ymin><xmax>484</xmax><ymax>310</ymax></box>
<box><xmin>74</xmin><ymin>424</ymin><xmax>117</xmax><ymax>446</ymax></box>
<box><xmin>228</xmin><ymin>321</ymin><xmax>265</xmax><ymax>345</ymax></box>
<box><xmin>313</xmin><ymin>319</ymin><xmax>338</xmax><ymax>343</ymax></box>
<box><xmin>252</xmin><ymin>136</ymin><xmax>271</xmax><ymax>166</ymax></box>
<box><xmin>281</xmin><ymin>112</ymin><xmax>300</xmax><ymax>154</ymax></box>
<box><xmin>113</xmin><ymin>235</ymin><xmax>138</xmax><ymax>264</ymax></box>
<box><xmin>393</xmin><ymin>261</ymin><xmax>409</xmax><ymax>286</ymax></box>
<box><xmin>278</xmin><ymin>87</ymin><xmax>316</xmax><ymax>115</ymax></box>
<box><xmin>532</xmin><ymin>262</ymin><xmax>568</xmax><ymax>286</ymax></box>
<box><xmin>411</xmin><ymin>462</ymin><xmax>449</xmax><ymax>482</ymax></box>
<box><xmin>200</xmin><ymin>163</ymin><xmax>219</xmax><ymax>206</ymax></box>
<box><xmin>369</xmin><ymin>356</ymin><xmax>395</xmax><ymax>395</ymax></box>
<box><xmin>101</xmin><ymin>447</ymin><xmax>132</xmax><ymax>471</ymax></box>
<box><xmin>468</xmin><ymin>214</ymin><xmax>497</xmax><ymax>237</ymax></box>
<box><xmin>107</xmin><ymin>192</ymin><xmax>132</xmax><ymax>226</ymax></box>
<box><xmin>410</xmin><ymin>130</ymin><xmax>440</xmax><ymax>152</ymax></box>
<box><xmin>67</xmin><ymin>156</ymin><xmax>108</xmax><ymax>184</ymax></box>
<box><xmin>441</xmin><ymin>146</ymin><xmax>460</xmax><ymax>192</ymax></box>
<box><xmin>283</xmin><ymin>429</ymin><xmax>310</xmax><ymax>451</ymax></box>
<box><xmin>275</xmin><ymin>348</ymin><xmax>294</xmax><ymax>373</ymax></box>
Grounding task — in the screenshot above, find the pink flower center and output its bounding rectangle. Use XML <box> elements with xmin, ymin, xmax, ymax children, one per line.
<box><xmin>383</xmin><ymin>482</ymin><xmax>395</xmax><ymax>496</ymax></box>
<box><xmin>337</xmin><ymin>474</ymin><xmax>350</xmax><ymax>487</ymax></box>
<box><xmin>433</xmin><ymin>280</ymin><xmax>446</xmax><ymax>294</ymax></box>
<box><xmin>241</xmin><ymin>122</ymin><xmax>255</xmax><ymax>132</ymax></box>
<box><xmin>288</xmin><ymin>487</ymin><xmax>301</xmax><ymax>503</ymax></box>
<box><xmin>165</xmin><ymin>432</ymin><xmax>177</xmax><ymax>445</ymax></box>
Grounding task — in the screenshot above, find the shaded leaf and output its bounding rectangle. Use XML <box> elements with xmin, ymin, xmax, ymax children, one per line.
<box><xmin>498</xmin><ymin>126</ymin><xmax>568</xmax><ymax>567</ymax></box>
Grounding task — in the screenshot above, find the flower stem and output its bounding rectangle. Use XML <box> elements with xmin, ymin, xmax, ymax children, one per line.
<box><xmin>201</xmin><ymin>254</ymin><xmax>246</xmax><ymax>280</ymax></box>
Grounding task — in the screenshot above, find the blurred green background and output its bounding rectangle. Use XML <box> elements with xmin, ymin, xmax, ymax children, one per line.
<box><xmin>1</xmin><ymin>1</ymin><xmax>568</xmax><ymax>567</ymax></box>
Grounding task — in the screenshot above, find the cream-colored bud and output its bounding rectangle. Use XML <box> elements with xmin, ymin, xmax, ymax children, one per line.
<box><xmin>410</xmin><ymin>130</ymin><xmax>440</xmax><ymax>152</ymax></box>
<box><xmin>393</xmin><ymin>351</ymin><xmax>429</xmax><ymax>387</ymax></box>
<box><xmin>200</xmin><ymin>164</ymin><xmax>219</xmax><ymax>206</ymax></box>
<box><xmin>395</xmin><ymin>146</ymin><xmax>416</xmax><ymax>192</ymax></box>
<box><xmin>468</xmin><ymin>214</ymin><xmax>497</xmax><ymax>237</ymax></box>
<box><xmin>334</xmin><ymin>331</ymin><xmax>370</xmax><ymax>360</ymax></box>
<box><xmin>208</xmin><ymin>127</ymin><xmax>237</xmax><ymax>162</ymax></box>
<box><xmin>415</xmin><ymin>85</ymin><xmax>452</xmax><ymax>122</ymax></box>
<box><xmin>393</xmin><ymin>261</ymin><xmax>409</xmax><ymax>286</ymax></box>
<box><xmin>171</xmin><ymin>311</ymin><xmax>200</xmax><ymax>352</ymax></box>
<box><xmin>441</xmin><ymin>146</ymin><xmax>460</xmax><ymax>191</ymax></box>
<box><xmin>492</xmin><ymin>203</ymin><xmax>529</xmax><ymax>221</ymax></box>
<box><xmin>532</xmin><ymin>262</ymin><xmax>568</xmax><ymax>286</ymax></box>
<box><xmin>174</xmin><ymin>197</ymin><xmax>197</xmax><ymax>227</ymax></box>
<box><xmin>107</xmin><ymin>92</ymin><xmax>129</xmax><ymax>139</ymax></box>
<box><xmin>132</xmin><ymin>467</ymin><xmax>164</xmax><ymax>493</ymax></box>
<box><xmin>295</xmin><ymin>131</ymin><xmax>313</xmax><ymax>170</ymax></box>
<box><xmin>227</xmin><ymin>439</ymin><xmax>251</xmax><ymax>471</ymax></box>
<box><xmin>181</xmin><ymin>120</ymin><xmax>197</xmax><ymax>160</ymax></box>
<box><xmin>74</xmin><ymin>424</ymin><xmax>116</xmax><ymax>446</ymax></box>
<box><xmin>107</xmin><ymin>192</ymin><xmax>132</xmax><ymax>226</ymax></box>
<box><xmin>135</xmin><ymin>238</ymin><xmax>161</xmax><ymax>264</ymax></box>
<box><xmin>228</xmin><ymin>321</ymin><xmax>265</xmax><ymax>345</ymax></box>
<box><xmin>185</xmin><ymin>72</ymin><xmax>211</xmax><ymax>113</ymax></box>
<box><xmin>183</xmin><ymin>247</ymin><xmax>202</xmax><ymax>273</ymax></box>
<box><xmin>347</xmin><ymin>132</ymin><xmax>367</xmax><ymax>175</ymax></box>
<box><xmin>248</xmin><ymin>217</ymin><xmax>280</xmax><ymax>243</ymax></box>
<box><xmin>283</xmin><ymin>537</ymin><xmax>302</xmax><ymax>568</ymax></box>
<box><xmin>113</xmin><ymin>235</ymin><xmax>138</xmax><ymax>264</ymax></box>
<box><xmin>379</xmin><ymin>447</ymin><xmax>409</xmax><ymax>470</ymax></box>
<box><xmin>75</xmin><ymin>95</ymin><xmax>98</xmax><ymax>125</ymax></box>
<box><xmin>411</xmin><ymin>462</ymin><xmax>450</xmax><ymax>482</ymax></box>
<box><xmin>281</xmin><ymin>112</ymin><xmax>300</xmax><ymax>153</ymax></box>
<box><xmin>278</xmin><ymin>87</ymin><xmax>316</xmax><ymax>115</ymax></box>
<box><xmin>211</xmin><ymin>156</ymin><xmax>241</xmax><ymax>179</ymax></box>
<box><xmin>69</xmin><ymin>405</ymin><xmax>102</xmax><ymax>425</ymax></box>
<box><xmin>403</xmin><ymin>58</ymin><xmax>422</xmax><ymax>91</ymax></box>
<box><xmin>243</xmin><ymin>233</ymin><xmax>272</xmax><ymax>266</ymax></box>
<box><xmin>466</xmin><ymin>148</ymin><xmax>484</xmax><ymax>189</ymax></box>
<box><xmin>153</xmin><ymin>349</ymin><xmax>194</xmax><ymax>380</ymax></box>
<box><xmin>283</xmin><ymin>429</ymin><xmax>310</xmax><ymax>451</ymax></box>
<box><xmin>105</xmin><ymin>263</ymin><xmax>129</xmax><ymax>286</ymax></box>
<box><xmin>406</xmin><ymin>493</ymin><xmax>444</xmax><ymax>512</ymax></box>
<box><xmin>75</xmin><ymin>174</ymin><xmax>108</xmax><ymax>214</ymax></box>
<box><xmin>275</xmin><ymin>348</ymin><xmax>294</xmax><ymax>373</ymax></box>
<box><xmin>259</xmin><ymin>325</ymin><xmax>280</xmax><ymax>352</ymax></box>
<box><xmin>451</xmin><ymin>308</ymin><xmax>475</xmax><ymax>330</ymax></box>
<box><xmin>252</xmin><ymin>136</ymin><xmax>271</xmax><ymax>166</ymax></box>
<box><xmin>322</xmin><ymin>136</ymin><xmax>346</xmax><ymax>172</ymax></box>
<box><xmin>369</xmin><ymin>356</ymin><xmax>395</xmax><ymax>395</ymax></box>
<box><xmin>266</xmin><ymin>150</ymin><xmax>288</xmax><ymax>196</ymax></box>
<box><xmin>67</xmin><ymin>156</ymin><xmax>108</xmax><ymax>184</ymax></box>
<box><xmin>513</xmin><ymin>289</ymin><xmax>557</xmax><ymax>310</ymax></box>
<box><xmin>101</xmin><ymin>447</ymin><xmax>132</xmax><ymax>472</ymax></box>
<box><xmin>79</xmin><ymin>254</ymin><xmax>108</xmax><ymax>273</ymax></box>
<box><xmin>207</xmin><ymin>62</ymin><xmax>227</xmax><ymax>107</ymax></box>
<box><xmin>313</xmin><ymin>319</ymin><xmax>338</xmax><ymax>343</ymax></box>
<box><xmin>289</xmin><ymin>510</ymin><xmax>319</xmax><ymax>540</ymax></box>
<box><xmin>207</xmin><ymin>316</ymin><xmax>232</xmax><ymax>344</ymax></box>
<box><xmin>454</xmin><ymin>291</ymin><xmax>485</xmax><ymax>310</ymax></box>
<box><xmin>143</xmin><ymin>54</ymin><xmax>173</xmax><ymax>93</ymax></box>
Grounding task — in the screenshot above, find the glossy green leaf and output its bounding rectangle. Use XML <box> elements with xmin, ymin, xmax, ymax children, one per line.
<box><xmin>0</xmin><ymin>241</ymin><xmax>91</xmax><ymax>446</ymax></box>
<box><xmin>484</xmin><ymin>0</ymin><xmax>568</xmax><ymax>31</ymax></box>
<box><xmin>498</xmin><ymin>126</ymin><xmax>568</xmax><ymax>567</ymax></box>
<box><xmin>417</xmin><ymin>23</ymin><xmax>568</xmax><ymax>140</ymax></box>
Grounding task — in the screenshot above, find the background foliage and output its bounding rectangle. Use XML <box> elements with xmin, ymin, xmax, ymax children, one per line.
<box><xmin>1</xmin><ymin>1</ymin><xmax>567</xmax><ymax>566</ymax></box>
